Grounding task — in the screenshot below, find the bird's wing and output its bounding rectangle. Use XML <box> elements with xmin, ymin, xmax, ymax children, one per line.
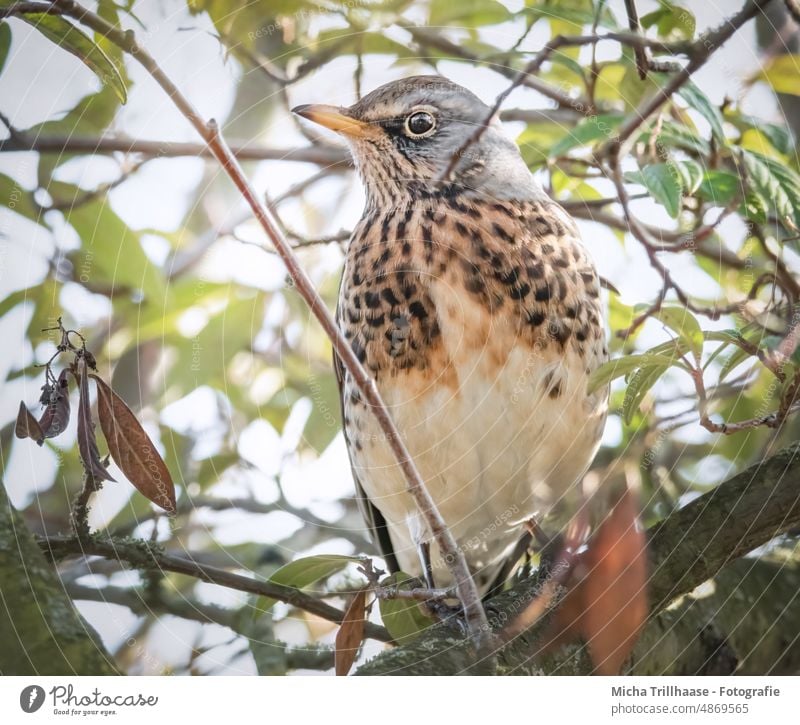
<box><xmin>333</xmin><ymin>345</ymin><xmax>400</xmax><ymax>575</ymax></box>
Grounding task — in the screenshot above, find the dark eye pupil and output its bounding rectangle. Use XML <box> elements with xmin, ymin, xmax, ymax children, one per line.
<box><xmin>408</xmin><ymin>112</ymin><xmax>434</xmax><ymax>135</ymax></box>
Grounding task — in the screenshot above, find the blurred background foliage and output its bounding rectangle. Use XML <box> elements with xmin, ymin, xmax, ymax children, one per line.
<box><xmin>1</xmin><ymin>0</ymin><xmax>800</xmax><ymax>673</ymax></box>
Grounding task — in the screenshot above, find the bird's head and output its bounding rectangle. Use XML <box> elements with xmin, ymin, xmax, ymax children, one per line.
<box><xmin>292</xmin><ymin>75</ymin><xmax>542</xmax><ymax>208</ymax></box>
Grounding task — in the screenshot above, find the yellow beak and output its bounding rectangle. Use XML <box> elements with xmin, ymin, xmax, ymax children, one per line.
<box><xmin>292</xmin><ymin>104</ymin><xmax>371</xmax><ymax>138</ymax></box>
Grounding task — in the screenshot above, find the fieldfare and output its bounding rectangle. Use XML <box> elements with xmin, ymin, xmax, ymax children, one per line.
<box><xmin>294</xmin><ymin>76</ymin><xmax>608</xmax><ymax>595</ymax></box>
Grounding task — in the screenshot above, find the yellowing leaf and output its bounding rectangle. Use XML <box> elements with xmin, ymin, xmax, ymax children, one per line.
<box><xmin>760</xmin><ymin>54</ymin><xmax>800</xmax><ymax>96</ymax></box>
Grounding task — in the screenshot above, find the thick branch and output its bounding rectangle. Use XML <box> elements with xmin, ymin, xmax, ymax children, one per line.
<box><xmin>0</xmin><ymin>482</ymin><xmax>117</xmax><ymax>674</ymax></box>
<box><xmin>356</xmin><ymin>443</ymin><xmax>800</xmax><ymax>674</ymax></box>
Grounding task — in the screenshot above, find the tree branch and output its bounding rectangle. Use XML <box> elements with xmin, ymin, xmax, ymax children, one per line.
<box><xmin>0</xmin><ymin>132</ymin><xmax>350</xmax><ymax>167</ymax></box>
<box><xmin>39</xmin><ymin>534</ymin><xmax>393</xmax><ymax>643</ymax></box>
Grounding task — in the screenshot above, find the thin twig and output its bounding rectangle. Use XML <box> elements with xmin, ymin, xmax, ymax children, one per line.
<box><xmin>624</xmin><ymin>0</ymin><xmax>650</xmax><ymax>80</ymax></box>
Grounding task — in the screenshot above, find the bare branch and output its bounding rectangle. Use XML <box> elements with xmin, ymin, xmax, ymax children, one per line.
<box><xmin>0</xmin><ymin>132</ymin><xmax>350</xmax><ymax>167</ymax></box>
<box><xmin>41</xmin><ymin>534</ymin><xmax>392</xmax><ymax>643</ymax></box>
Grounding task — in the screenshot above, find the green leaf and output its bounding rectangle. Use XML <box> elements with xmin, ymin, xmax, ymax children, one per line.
<box><xmin>17</xmin><ymin>13</ymin><xmax>127</xmax><ymax>103</ymax></box>
<box><xmin>651</xmin><ymin>306</ymin><xmax>704</xmax><ymax>359</ymax></box>
<box><xmin>641</xmin><ymin>3</ymin><xmax>695</xmax><ymax>39</ymax></box>
<box><xmin>740</xmin><ymin>190</ymin><xmax>769</xmax><ymax>224</ymax></box>
<box><xmin>526</xmin><ymin>2</ymin><xmax>619</xmax><ymax>30</ymax></box>
<box><xmin>741</xmin><ymin>149</ymin><xmax>799</xmax><ymax>232</ymax></box>
<box><xmin>65</xmin><ymin>201</ymin><xmax>165</xmax><ymax>301</ymax></box>
<box><xmin>0</xmin><ymin>173</ymin><xmax>41</xmax><ymax>223</ymax></box>
<box><xmin>622</xmin><ymin>363</ymin><xmax>668</xmax><ymax>424</ymax></box>
<box><xmin>760</xmin><ymin>54</ymin><xmax>800</xmax><ymax>96</ymax></box>
<box><xmin>746</xmin><ymin>151</ymin><xmax>800</xmax><ymax>232</ymax></box>
<box><xmin>378</xmin><ymin>573</ymin><xmax>437</xmax><ymax>644</ymax></box>
<box><xmin>625</xmin><ymin>163</ymin><xmax>682</xmax><ymax>218</ymax></box>
<box><xmin>645</xmin><ymin>119</ymin><xmax>710</xmax><ymax>155</ymax></box>
<box><xmin>736</xmin><ymin>116</ymin><xmax>793</xmax><ymax>155</ymax></box>
<box><xmin>675</xmin><ymin>159</ymin><xmax>703</xmax><ymax>195</ymax></box>
<box><xmin>676</xmin><ymin>80</ymin><xmax>725</xmax><ymax>142</ymax></box>
<box><xmin>517</xmin><ymin>122</ymin><xmax>569</xmax><ymax>169</ymax></box>
<box><xmin>588</xmin><ymin>351</ymin><xmax>685</xmax><ymax>393</ymax></box>
<box><xmin>429</xmin><ymin>0</ymin><xmax>511</xmax><ymax>26</ymax></box>
<box><xmin>719</xmin><ymin>345</ymin><xmax>756</xmax><ymax>382</ymax></box>
<box><xmin>253</xmin><ymin>555</ymin><xmax>361</xmax><ymax>617</ymax></box>
<box><xmin>0</xmin><ymin>21</ymin><xmax>11</xmax><ymax>75</ymax></box>
<box><xmin>549</xmin><ymin>114</ymin><xmax>624</xmax><ymax>156</ymax></box>
<box><xmin>697</xmin><ymin>170</ymin><xmax>741</xmax><ymax>206</ymax></box>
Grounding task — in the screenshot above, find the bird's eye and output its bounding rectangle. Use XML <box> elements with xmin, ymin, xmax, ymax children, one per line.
<box><xmin>405</xmin><ymin>111</ymin><xmax>436</xmax><ymax>138</ymax></box>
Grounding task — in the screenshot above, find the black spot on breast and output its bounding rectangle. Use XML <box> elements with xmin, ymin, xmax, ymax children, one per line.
<box><xmin>527</xmin><ymin>310</ymin><xmax>546</xmax><ymax>326</ymax></box>
<box><xmin>535</xmin><ymin>285</ymin><xmax>551</xmax><ymax>302</ymax></box>
<box><xmin>509</xmin><ymin>283</ymin><xmax>531</xmax><ymax>300</ymax></box>
<box><xmin>382</xmin><ymin>288</ymin><xmax>400</xmax><ymax>306</ymax></box>
<box><xmin>534</xmin><ymin>215</ymin><xmax>554</xmax><ymax>236</ymax></box>
<box><xmin>493</xmin><ymin>222</ymin><xmax>516</xmax><ymax>245</ymax></box>
<box><xmin>466</xmin><ymin>276</ymin><xmax>486</xmax><ymax>295</ymax></box>
<box><xmin>499</xmin><ymin>267</ymin><xmax>520</xmax><ymax>286</ymax></box>
<box><xmin>409</xmin><ymin>300</ymin><xmax>429</xmax><ymax>320</ymax></box>
<box><xmin>372</xmin><ymin>249</ymin><xmax>391</xmax><ymax>271</ymax></box>
<box><xmin>493</xmin><ymin>202</ymin><xmax>516</xmax><ymax>218</ymax></box>
<box><xmin>527</xmin><ymin>263</ymin><xmax>544</xmax><ymax>279</ymax></box>
<box><xmin>364</xmin><ymin>291</ymin><xmax>381</xmax><ymax>308</ymax></box>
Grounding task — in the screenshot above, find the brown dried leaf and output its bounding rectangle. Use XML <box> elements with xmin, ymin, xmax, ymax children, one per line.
<box><xmin>91</xmin><ymin>374</ymin><xmax>176</xmax><ymax>514</ymax></box>
<box><xmin>334</xmin><ymin>588</ymin><xmax>367</xmax><ymax>676</ymax></box>
<box><xmin>544</xmin><ymin>490</ymin><xmax>648</xmax><ymax>675</ymax></box>
<box><xmin>15</xmin><ymin>402</ymin><xmax>44</xmax><ymax>445</ymax></box>
<box><xmin>39</xmin><ymin>369</ymin><xmax>71</xmax><ymax>439</ymax></box>
<box><xmin>76</xmin><ymin>359</ymin><xmax>114</xmax><ymax>482</ymax></box>
<box><xmin>581</xmin><ymin>489</ymin><xmax>648</xmax><ymax>675</ymax></box>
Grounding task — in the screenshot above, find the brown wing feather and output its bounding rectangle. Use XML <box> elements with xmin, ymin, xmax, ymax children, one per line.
<box><xmin>333</xmin><ymin>348</ymin><xmax>400</xmax><ymax>574</ymax></box>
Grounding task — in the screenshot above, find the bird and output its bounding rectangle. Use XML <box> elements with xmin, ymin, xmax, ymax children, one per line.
<box><xmin>293</xmin><ymin>76</ymin><xmax>608</xmax><ymax>597</ymax></box>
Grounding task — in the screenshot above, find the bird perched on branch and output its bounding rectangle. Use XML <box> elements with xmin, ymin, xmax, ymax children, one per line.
<box><xmin>294</xmin><ymin>76</ymin><xmax>608</xmax><ymax>596</ymax></box>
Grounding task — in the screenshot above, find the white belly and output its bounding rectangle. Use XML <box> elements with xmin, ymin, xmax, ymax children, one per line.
<box><xmin>345</xmin><ymin>280</ymin><xmax>607</xmax><ymax>592</ymax></box>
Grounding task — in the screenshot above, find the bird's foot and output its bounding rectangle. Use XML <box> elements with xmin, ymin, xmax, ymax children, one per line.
<box><xmin>422</xmin><ymin>598</ymin><xmax>503</xmax><ymax>636</ymax></box>
<box><xmin>524</xmin><ymin>516</ymin><xmax>564</xmax><ymax>575</ymax></box>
